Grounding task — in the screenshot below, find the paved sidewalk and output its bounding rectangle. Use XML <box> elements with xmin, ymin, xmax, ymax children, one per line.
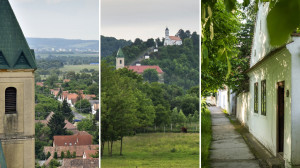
<box><xmin>209</xmin><ymin>107</ymin><xmax>260</xmax><ymax>168</ymax></box>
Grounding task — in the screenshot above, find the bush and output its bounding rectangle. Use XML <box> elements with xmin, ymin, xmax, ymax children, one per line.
<box><xmin>54</xmin><ymin>152</ymin><xmax>57</xmax><ymax>159</ymax></box>
<box><xmin>47</xmin><ymin>152</ymin><xmax>51</xmax><ymax>159</ymax></box>
<box><xmin>66</xmin><ymin>150</ymin><xmax>71</xmax><ymax>158</ymax></box>
<box><xmin>72</xmin><ymin>152</ymin><xmax>76</xmax><ymax>158</ymax></box>
<box><xmin>61</xmin><ymin>151</ymin><xmax>65</xmax><ymax>159</ymax></box>
<box><xmin>170</xmin><ymin>148</ymin><xmax>177</xmax><ymax>153</ymax></box>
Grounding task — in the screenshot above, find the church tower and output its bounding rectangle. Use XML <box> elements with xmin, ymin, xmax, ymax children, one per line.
<box><xmin>116</xmin><ymin>48</ymin><xmax>125</xmax><ymax>69</ymax></box>
<box><xmin>0</xmin><ymin>0</ymin><xmax>37</xmax><ymax>167</ymax></box>
<box><xmin>165</xmin><ymin>27</ymin><xmax>169</xmax><ymax>38</ymax></box>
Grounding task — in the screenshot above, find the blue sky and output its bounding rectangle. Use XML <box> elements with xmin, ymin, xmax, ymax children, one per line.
<box><xmin>101</xmin><ymin>0</ymin><xmax>199</xmax><ymax>41</ymax></box>
<box><xmin>10</xmin><ymin>0</ymin><xmax>99</xmax><ymax>40</ymax></box>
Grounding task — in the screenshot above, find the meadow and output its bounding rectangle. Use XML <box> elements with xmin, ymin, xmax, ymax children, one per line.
<box><xmin>101</xmin><ymin>133</ymin><xmax>199</xmax><ymax>168</ymax></box>
<box><xmin>59</xmin><ymin>64</ymin><xmax>99</xmax><ymax>73</ymax></box>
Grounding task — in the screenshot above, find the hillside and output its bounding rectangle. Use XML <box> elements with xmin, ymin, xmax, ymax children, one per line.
<box><xmin>26</xmin><ymin>38</ymin><xmax>99</xmax><ymax>52</ymax></box>
<box><xmin>101</xmin><ymin>35</ymin><xmax>132</xmax><ymax>57</ymax></box>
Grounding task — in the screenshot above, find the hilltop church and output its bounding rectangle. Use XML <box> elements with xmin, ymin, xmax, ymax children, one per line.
<box><xmin>0</xmin><ymin>0</ymin><xmax>37</xmax><ymax>167</ymax></box>
<box><xmin>163</xmin><ymin>27</ymin><xmax>182</xmax><ymax>46</ymax></box>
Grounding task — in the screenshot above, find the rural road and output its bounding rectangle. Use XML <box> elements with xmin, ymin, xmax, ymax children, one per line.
<box><xmin>72</xmin><ymin>111</ymin><xmax>86</xmax><ymax>120</ymax></box>
<box><xmin>130</xmin><ymin>47</ymin><xmax>154</xmax><ymax>65</ymax></box>
<box><xmin>209</xmin><ymin>106</ymin><xmax>260</xmax><ymax>168</ymax></box>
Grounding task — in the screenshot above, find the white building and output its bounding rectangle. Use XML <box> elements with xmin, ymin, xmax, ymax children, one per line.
<box><xmin>163</xmin><ymin>28</ymin><xmax>182</xmax><ymax>46</ymax></box>
<box><xmin>236</xmin><ymin>2</ymin><xmax>300</xmax><ymax>167</ymax></box>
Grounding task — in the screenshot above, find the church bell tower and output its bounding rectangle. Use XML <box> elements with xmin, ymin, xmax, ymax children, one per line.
<box><xmin>116</xmin><ymin>48</ymin><xmax>125</xmax><ymax>69</ymax></box>
<box><xmin>0</xmin><ymin>0</ymin><xmax>37</xmax><ymax>167</ymax></box>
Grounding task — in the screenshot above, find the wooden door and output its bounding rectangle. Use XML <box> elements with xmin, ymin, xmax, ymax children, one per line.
<box><xmin>277</xmin><ymin>81</ymin><xmax>285</xmax><ymax>153</ymax></box>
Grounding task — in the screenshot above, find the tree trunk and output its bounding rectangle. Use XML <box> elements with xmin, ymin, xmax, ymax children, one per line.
<box><xmin>110</xmin><ymin>141</ymin><xmax>113</xmax><ymax>156</ymax></box>
<box><xmin>171</xmin><ymin>123</ymin><xmax>173</xmax><ymax>131</ymax></box>
<box><xmin>101</xmin><ymin>141</ymin><xmax>104</xmax><ymax>157</ymax></box>
<box><xmin>107</xmin><ymin>141</ymin><xmax>110</xmax><ymax>156</ymax></box>
<box><xmin>120</xmin><ymin>137</ymin><xmax>123</xmax><ymax>156</ymax></box>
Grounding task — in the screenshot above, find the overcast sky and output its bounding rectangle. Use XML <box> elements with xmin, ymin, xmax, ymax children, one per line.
<box><xmin>9</xmin><ymin>0</ymin><xmax>99</xmax><ymax>40</ymax></box>
<box><xmin>101</xmin><ymin>0</ymin><xmax>199</xmax><ymax>41</ymax></box>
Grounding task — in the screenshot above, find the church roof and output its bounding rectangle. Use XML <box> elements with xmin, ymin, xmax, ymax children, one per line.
<box><xmin>127</xmin><ymin>65</ymin><xmax>163</xmax><ymax>74</ymax></box>
<box><xmin>116</xmin><ymin>48</ymin><xmax>124</xmax><ymax>58</ymax></box>
<box><xmin>0</xmin><ymin>0</ymin><xmax>37</xmax><ymax>70</ymax></box>
<box><xmin>0</xmin><ymin>141</ymin><xmax>7</xmax><ymax>168</ymax></box>
<box><xmin>169</xmin><ymin>36</ymin><xmax>181</xmax><ymax>41</ymax></box>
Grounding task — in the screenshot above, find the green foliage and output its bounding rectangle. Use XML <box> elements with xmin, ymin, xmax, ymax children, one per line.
<box><xmin>61</xmin><ymin>152</ymin><xmax>65</xmax><ymax>159</ymax></box>
<box><xmin>201</xmin><ymin>99</ymin><xmax>212</xmax><ymax>168</ymax></box>
<box><xmin>101</xmin><ymin>35</ymin><xmax>132</xmax><ymax>58</ymax></box>
<box><xmin>143</xmin><ymin>69</ymin><xmax>159</xmax><ymax>83</ymax></box>
<box><xmin>47</xmin><ymin>112</ymin><xmax>66</xmax><ymax>138</ymax></box>
<box><xmin>35</xmin><ymin>123</ymin><xmax>52</xmax><ymax>160</ymax></box>
<box><xmin>142</xmin><ymin>32</ymin><xmax>199</xmax><ymax>90</ymax></box>
<box><xmin>47</xmin><ymin>152</ymin><xmax>51</xmax><ymax>159</ymax></box>
<box><xmin>72</xmin><ymin>152</ymin><xmax>76</xmax><ymax>158</ymax></box>
<box><xmin>35</xmin><ymin>94</ymin><xmax>61</xmax><ymax>120</ymax></box>
<box><xmin>49</xmin><ymin>159</ymin><xmax>61</xmax><ymax>168</ymax></box>
<box><xmin>54</xmin><ymin>152</ymin><xmax>58</xmax><ymax>159</ymax></box>
<box><xmin>61</xmin><ymin>99</ymin><xmax>73</xmax><ymax>122</ymax></box>
<box><xmin>66</xmin><ymin>150</ymin><xmax>71</xmax><ymax>158</ymax></box>
<box><xmin>77</xmin><ymin>118</ymin><xmax>96</xmax><ymax>133</ymax></box>
<box><xmin>75</xmin><ymin>99</ymin><xmax>91</xmax><ymax>114</ymax></box>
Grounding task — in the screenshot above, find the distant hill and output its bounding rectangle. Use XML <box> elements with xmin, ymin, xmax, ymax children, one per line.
<box><xmin>26</xmin><ymin>38</ymin><xmax>99</xmax><ymax>52</ymax></box>
<box><xmin>101</xmin><ymin>35</ymin><xmax>132</xmax><ymax>57</ymax></box>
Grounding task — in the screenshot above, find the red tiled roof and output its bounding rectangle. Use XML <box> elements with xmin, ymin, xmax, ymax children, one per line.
<box><xmin>82</xmin><ymin>94</ymin><xmax>96</xmax><ymax>100</ymax></box>
<box><xmin>60</xmin><ymin>158</ymin><xmax>99</xmax><ymax>168</ymax></box>
<box><xmin>36</xmin><ymin>82</ymin><xmax>44</xmax><ymax>87</ymax></box>
<box><xmin>67</xmin><ymin>93</ymin><xmax>78</xmax><ymax>100</ymax></box>
<box><xmin>63</xmin><ymin>79</ymin><xmax>71</xmax><ymax>83</ymax></box>
<box><xmin>83</xmin><ymin>150</ymin><xmax>98</xmax><ymax>159</ymax></box>
<box><xmin>53</xmin><ymin>132</ymin><xmax>92</xmax><ymax>147</ymax></box>
<box><xmin>62</xmin><ymin>91</ymin><xmax>69</xmax><ymax>100</ymax></box>
<box><xmin>169</xmin><ymin>36</ymin><xmax>181</xmax><ymax>41</ymax></box>
<box><xmin>127</xmin><ymin>65</ymin><xmax>163</xmax><ymax>74</ymax></box>
<box><xmin>64</xmin><ymin>120</ymin><xmax>77</xmax><ymax>130</ymax></box>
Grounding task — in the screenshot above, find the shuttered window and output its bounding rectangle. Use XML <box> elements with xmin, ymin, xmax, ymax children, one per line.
<box><xmin>254</xmin><ymin>82</ymin><xmax>258</xmax><ymax>113</ymax></box>
<box><xmin>5</xmin><ymin>87</ymin><xmax>17</xmax><ymax>114</ymax></box>
<box><xmin>261</xmin><ymin>80</ymin><xmax>266</xmax><ymax>116</ymax></box>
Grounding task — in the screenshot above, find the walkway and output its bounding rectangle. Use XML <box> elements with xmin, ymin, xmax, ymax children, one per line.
<box><xmin>209</xmin><ymin>107</ymin><xmax>260</xmax><ymax>168</ymax></box>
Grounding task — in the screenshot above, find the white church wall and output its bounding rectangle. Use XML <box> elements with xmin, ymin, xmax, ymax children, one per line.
<box><xmin>248</xmin><ymin>48</ymin><xmax>291</xmax><ymax>162</ymax></box>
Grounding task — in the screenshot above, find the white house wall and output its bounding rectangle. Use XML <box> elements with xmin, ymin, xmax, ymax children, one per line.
<box><xmin>236</xmin><ymin>92</ymin><xmax>250</xmax><ymax>128</ymax></box>
<box><xmin>248</xmin><ymin>48</ymin><xmax>291</xmax><ymax>162</ymax></box>
<box><xmin>216</xmin><ymin>89</ymin><xmax>229</xmax><ymax>112</ymax></box>
<box><xmin>287</xmin><ymin>37</ymin><xmax>300</xmax><ymax>166</ymax></box>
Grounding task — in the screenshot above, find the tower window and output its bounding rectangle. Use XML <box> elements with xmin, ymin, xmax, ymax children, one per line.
<box><xmin>120</xmin><ymin>60</ymin><xmax>122</xmax><ymax>64</ymax></box>
<box><xmin>5</xmin><ymin>87</ymin><xmax>17</xmax><ymax>114</ymax></box>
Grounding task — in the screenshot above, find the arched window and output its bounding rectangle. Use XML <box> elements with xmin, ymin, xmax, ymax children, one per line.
<box><xmin>5</xmin><ymin>87</ymin><xmax>17</xmax><ymax>114</ymax></box>
<box><xmin>120</xmin><ymin>60</ymin><xmax>122</xmax><ymax>64</ymax></box>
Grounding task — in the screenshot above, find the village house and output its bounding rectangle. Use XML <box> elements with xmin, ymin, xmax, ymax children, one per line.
<box><xmin>231</xmin><ymin>2</ymin><xmax>300</xmax><ymax>167</ymax></box>
<box><xmin>164</xmin><ymin>27</ymin><xmax>182</xmax><ymax>46</ymax></box>
<box><xmin>36</xmin><ymin>82</ymin><xmax>44</xmax><ymax>87</ymax></box>
<box><xmin>53</xmin><ymin>131</ymin><xmax>93</xmax><ymax>147</ymax></box>
<box><xmin>60</xmin><ymin>158</ymin><xmax>99</xmax><ymax>168</ymax></box>
<box><xmin>89</xmin><ymin>100</ymin><xmax>99</xmax><ymax>115</ymax></box>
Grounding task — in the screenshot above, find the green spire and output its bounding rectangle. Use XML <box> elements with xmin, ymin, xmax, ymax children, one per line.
<box><xmin>0</xmin><ymin>0</ymin><xmax>37</xmax><ymax>69</ymax></box>
<box><xmin>116</xmin><ymin>48</ymin><xmax>124</xmax><ymax>58</ymax></box>
<box><xmin>0</xmin><ymin>141</ymin><xmax>7</xmax><ymax>168</ymax></box>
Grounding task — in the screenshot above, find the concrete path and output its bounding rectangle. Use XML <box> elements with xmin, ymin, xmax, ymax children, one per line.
<box><xmin>209</xmin><ymin>107</ymin><xmax>261</xmax><ymax>168</ymax></box>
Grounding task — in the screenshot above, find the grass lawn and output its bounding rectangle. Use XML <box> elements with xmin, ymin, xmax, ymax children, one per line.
<box><xmin>101</xmin><ymin>133</ymin><xmax>199</xmax><ymax>168</ymax></box>
<box><xmin>201</xmin><ymin>104</ymin><xmax>212</xmax><ymax>168</ymax></box>
<box><xmin>59</xmin><ymin>64</ymin><xmax>99</xmax><ymax>73</ymax></box>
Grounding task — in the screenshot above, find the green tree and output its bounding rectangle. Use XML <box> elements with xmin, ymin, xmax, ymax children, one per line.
<box><xmin>49</xmin><ymin>159</ymin><xmax>61</xmax><ymax>168</ymax></box>
<box><xmin>61</xmin><ymin>99</ymin><xmax>73</xmax><ymax>122</ymax></box>
<box><xmin>77</xmin><ymin>119</ymin><xmax>95</xmax><ymax>133</ymax></box>
<box><xmin>48</xmin><ymin>112</ymin><xmax>66</xmax><ymax>138</ymax></box>
<box><xmin>66</xmin><ymin>150</ymin><xmax>71</xmax><ymax>158</ymax></box>
<box><xmin>75</xmin><ymin>99</ymin><xmax>91</xmax><ymax>114</ymax></box>
<box><xmin>61</xmin><ymin>152</ymin><xmax>65</xmax><ymax>159</ymax></box>
<box><xmin>143</xmin><ymin>69</ymin><xmax>159</xmax><ymax>83</ymax></box>
<box><xmin>47</xmin><ymin>152</ymin><xmax>51</xmax><ymax>159</ymax></box>
<box><xmin>54</xmin><ymin>152</ymin><xmax>57</xmax><ymax>159</ymax></box>
<box><xmin>72</xmin><ymin>152</ymin><xmax>76</xmax><ymax>158</ymax></box>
